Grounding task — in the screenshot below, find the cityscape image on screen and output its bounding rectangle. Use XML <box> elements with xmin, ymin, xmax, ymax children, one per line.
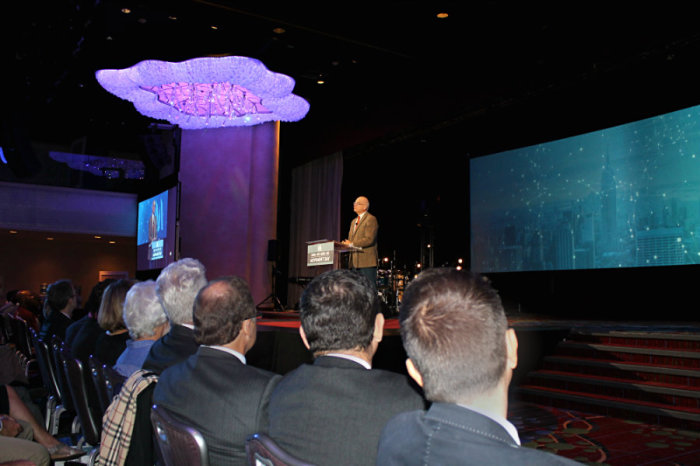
<box><xmin>470</xmin><ymin>104</ymin><xmax>700</xmax><ymax>273</ymax></box>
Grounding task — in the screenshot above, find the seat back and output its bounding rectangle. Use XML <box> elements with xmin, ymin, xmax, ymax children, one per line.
<box><xmin>58</xmin><ymin>345</ymin><xmax>102</xmax><ymax>446</ymax></box>
<box><xmin>49</xmin><ymin>335</ymin><xmax>74</xmax><ymax>412</ymax></box>
<box><xmin>88</xmin><ymin>355</ymin><xmax>125</xmax><ymax>416</ymax></box>
<box><xmin>31</xmin><ymin>328</ymin><xmax>62</xmax><ymax>400</ymax></box>
<box><xmin>151</xmin><ymin>403</ymin><xmax>209</xmax><ymax>466</ymax></box>
<box><xmin>245</xmin><ymin>433</ymin><xmax>316</xmax><ymax>466</ymax></box>
<box><xmin>9</xmin><ymin>315</ymin><xmax>34</xmax><ymax>358</ymax></box>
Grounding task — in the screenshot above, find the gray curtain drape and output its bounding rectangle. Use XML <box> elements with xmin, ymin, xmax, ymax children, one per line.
<box><xmin>286</xmin><ymin>152</ymin><xmax>343</xmax><ymax>308</ymax></box>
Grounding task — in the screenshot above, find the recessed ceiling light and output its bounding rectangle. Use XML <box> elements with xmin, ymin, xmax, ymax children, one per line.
<box><xmin>9</xmin><ymin>230</ymin><xmax>17</xmax><ymax>234</ymax></box>
<box><xmin>168</xmin><ymin>15</ymin><xmax>177</xmax><ymax>21</ymax></box>
<box><xmin>108</xmin><ymin>240</ymin><xmax>116</xmax><ymax>244</ymax></box>
<box><xmin>273</xmin><ymin>27</ymin><xmax>286</xmax><ymax>34</ymax></box>
<box><xmin>121</xmin><ymin>8</ymin><xmax>131</xmax><ymax>14</ymax></box>
<box><xmin>436</xmin><ymin>12</ymin><xmax>449</xmax><ymax>19</ymax></box>
<box><xmin>210</xmin><ymin>25</ymin><xmax>218</xmax><ymax>30</ymax></box>
<box><xmin>94</xmin><ymin>235</ymin><xmax>102</xmax><ymax>239</ymax></box>
<box><xmin>317</xmin><ymin>79</ymin><xmax>325</xmax><ymax>85</ymax></box>
<box><xmin>46</xmin><ymin>237</ymin><xmax>54</xmax><ymax>241</ymax></box>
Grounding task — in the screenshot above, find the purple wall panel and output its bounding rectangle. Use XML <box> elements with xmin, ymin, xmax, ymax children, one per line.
<box><xmin>179</xmin><ymin>122</ymin><xmax>279</xmax><ymax>303</ymax></box>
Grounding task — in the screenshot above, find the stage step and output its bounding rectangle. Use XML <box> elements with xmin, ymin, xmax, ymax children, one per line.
<box><xmin>517</xmin><ymin>329</ymin><xmax>700</xmax><ymax>430</ymax></box>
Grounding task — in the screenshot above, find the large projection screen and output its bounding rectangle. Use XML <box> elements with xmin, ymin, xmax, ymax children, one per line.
<box><xmin>470</xmin><ymin>104</ymin><xmax>700</xmax><ymax>273</ymax></box>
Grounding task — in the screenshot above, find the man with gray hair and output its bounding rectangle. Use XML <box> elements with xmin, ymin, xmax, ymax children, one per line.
<box><xmin>377</xmin><ymin>268</ymin><xmax>581</xmax><ymax>465</ymax></box>
<box><xmin>142</xmin><ymin>257</ymin><xmax>207</xmax><ymax>374</ymax></box>
<box><xmin>113</xmin><ymin>280</ymin><xmax>170</xmax><ymax>377</ymax></box>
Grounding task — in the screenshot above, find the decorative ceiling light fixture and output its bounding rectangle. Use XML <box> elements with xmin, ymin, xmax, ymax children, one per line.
<box><xmin>96</xmin><ymin>56</ymin><xmax>310</xmax><ymax>129</ymax></box>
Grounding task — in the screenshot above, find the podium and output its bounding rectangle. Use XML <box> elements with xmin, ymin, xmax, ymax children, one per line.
<box><xmin>306</xmin><ymin>239</ymin><xmax>360</xmax><ymax>268</ymax></box>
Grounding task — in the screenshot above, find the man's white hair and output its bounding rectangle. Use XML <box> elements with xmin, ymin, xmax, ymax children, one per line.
<box><xmin>155</xmin><ymin>258</ymin><xmax>207</xmax><ymax>325</ymax></box>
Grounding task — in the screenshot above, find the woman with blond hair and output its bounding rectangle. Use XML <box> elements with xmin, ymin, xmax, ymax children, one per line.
<box><xmin>94</xmin><ymin>279</ymin><xmax>137</xmax><ymax>365</ymax></box>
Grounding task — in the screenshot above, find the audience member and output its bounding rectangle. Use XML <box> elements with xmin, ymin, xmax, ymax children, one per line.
<box><xmin>114</xmin><ymin>280</ymin><xmax>169</xmax><ymax>377</ymax></box>
<box><xmin>377</xmin><ymin>268</ymin><xmax>581</xmax><ymax>465</ymax></box>
<box><xmin>14</xmin><ymin>291</ymin><xmax>42</xmax><ymax>333</ymax></box>
<box><xmin>0</xmin><ymin>385</ymin><xmax>82</xmax><ymax>465</ymax></box>
<box><xmin>94</xmin><ymin>279</ymin><xmax>136</xmax><ymax>365</ymax></box>
<box><xmin>267</xmin><ymin>269</ymin><xmax>425</xmax><ymax>466</ymax></box>
<box><xmin>39</xmin><ymin>279</ymin><xmax>76</xmax><ymax>341</ymax></box>
<box><xmin>154</xmin><ymin>276</ymin><xmax>281</xmax><ymax>465</ymax></box>
<box><xmin>142</xmin><ymin>258</ymin><xmax>207</xmax><ymax>374</ymax></box>
<box><xmin>101</xmin><ymin>258</ymin><xmax>206</xmax><ymax>465</ymax></box>
<box><xmin>0</xmin><ymin>290</ymin><xmax>18</xmax><ymax>316</ymax></box>
<box><xmin>65</xmin><ymin>279</ymin><xmax>114</xmax><ymax>364</ymax></box>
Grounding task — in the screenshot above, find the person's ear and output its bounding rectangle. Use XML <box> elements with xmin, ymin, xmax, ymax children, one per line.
<box><xmin>405</xmin><ymin>358</ymin><xmax>424</xmax><ymax>387</ymax></box>
<box><xmin>299</xmin><ymin>326</ymin><xmax>311</xmax><ymax>350</ymax></box>
<box><xmin>373</xmin><ymin>313</ymin><xmax>385</xmax><ymax>343</ymax></box>
<box><xmin>505</xmin><ymin>328</ymin><xmax>518</xmax><ymax>370</ymax></box>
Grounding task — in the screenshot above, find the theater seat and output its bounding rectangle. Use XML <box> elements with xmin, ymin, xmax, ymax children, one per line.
<box><xmin>245</xmin><ymin>433</ymin><xmax>316</xmax><ymax>466</ymax></box>
<box><xmin>151</xmin><ymin>403</ymin><xmax>209</xmax><ymax>466</ymax></box>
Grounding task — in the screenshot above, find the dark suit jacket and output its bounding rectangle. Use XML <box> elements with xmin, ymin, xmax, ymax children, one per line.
<box><xmin>39</xmin><ymin>311</ymin><xmax>73</xmax><ymax>341</ymax></box>
<box><xmin>377</xmin><ymin>402</ymin><xmax>582</xmax><ymax>465</ymax></box>
<box><xmin>347</xmin><ymin>212</ymin><xmax>378</xmax><ymax>268</ymax></box>
<box><xmin>153</xmin><ymin>346</ymin><xmax>281</xmax><ymax>466</ymax></box>
<box><xmin>141</xmin><ymin>324</ymin><xmax>198</xmax><ymax>375</ymax></box>
<box><xmin>267</xmin><ymin>355</ymin><xmax>426</xmax><ymax>466</ymax></box>
<box><xmin>67</xmin><ymin>316</ymin><xmax>104</xmax><ymax>365</ymax></box>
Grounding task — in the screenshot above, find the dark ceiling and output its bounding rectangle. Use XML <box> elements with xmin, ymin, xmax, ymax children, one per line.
<box><xmin>6</xmin><ymin>1</ymin><xmax>700</xmax><ymax>271</ymax></box>
<box><xmin>8</xmin><ymin>1</ymin><xmax>700</xmax><ymax>167</ymax></box>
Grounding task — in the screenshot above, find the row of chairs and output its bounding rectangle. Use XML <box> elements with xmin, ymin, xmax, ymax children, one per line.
<box><xmin>15</xmin><ymin>315</ymin><xmax>309</xmax><ymax>466</ymax></box>
<box><xmin>28</xmin><ymin>328</ymin><xmax>126</xmax><ymax>464</ymax></box>
<box><xmin>151</xmin><ymin>404</ymin><xmax>314</xmax><ymax>466</ymax></box>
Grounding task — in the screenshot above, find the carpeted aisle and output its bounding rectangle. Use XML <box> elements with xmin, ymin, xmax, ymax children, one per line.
<box><xmin>511</xmin><ymin>402</ymin><xmax>700</xmax><ymax>465</ymax></box>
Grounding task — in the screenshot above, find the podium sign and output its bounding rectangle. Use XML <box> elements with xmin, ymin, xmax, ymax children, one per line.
<box><xmin>307</xmin><ymin>241</ymin><xmax>335</xmax><ymax>266</ymax></box>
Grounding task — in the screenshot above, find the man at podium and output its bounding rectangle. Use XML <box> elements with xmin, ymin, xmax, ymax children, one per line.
<box><xmin>342</xmin><ymin>196</ymin><xmax>379</xmax><ymax>288</ymax></box>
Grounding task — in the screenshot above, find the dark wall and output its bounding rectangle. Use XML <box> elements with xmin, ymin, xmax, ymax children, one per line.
<box><xmin>0</xmin><ymin>231</ymin><xmax>135</xmax><ymax>304</ymax></box>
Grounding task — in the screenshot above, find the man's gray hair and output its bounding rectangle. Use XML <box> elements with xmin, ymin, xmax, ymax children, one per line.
<box><xmin>155</xmin><ymin>258</ymin><xmax>207</xmax><ymax>325</ymax></box>
<box><xmin>123</xmin><ymin>280</ymin><xmax>167</xmax><ymax>340</ymax></box>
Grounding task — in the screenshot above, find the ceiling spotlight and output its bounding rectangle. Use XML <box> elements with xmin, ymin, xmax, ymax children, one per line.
<box><xmin>272</xmin><ymin>27</ymin><xmax>286</xmax><ymax>34</ymax></box>
<box><xmin>436</xmin><ymin>12</ymin><xmax>449</xmax><ymax>19</ymax></box>
<box><xmin>9</xmin><ymin>230</ymin><xmax>17</xmax><ymax>234</ymax></box>
<box><xmin>94</xmin><ymin>235</ymin><xmax>102</xmax><ymax>239</ymax></box>
<box><xmin>121</xmin><ymin>8</ymin><xmax>131</xmax><ymax>14</ymax></box>
<box><xmin>316</xmin><ymin>79</ymin><xmax>325</xmax><ymax>85</ymax></box>
<box><xmin>168</xmin><ymin>15</ymin><xmax>177</xmax><ymax>20</ymax></box>
<box><xmin>210</xmin><ymin>25</ymin><xmax>218</xmax><ymax>30</ymax></box>
<box><xmin>108</xmin><ymin>240</ymin><xmax>116</xmax><ymax>244</ymax></box>
<box><xmin>46</xmin><ymin>237</ymin><xmax>54</xmax><ymax>241</ymax></box>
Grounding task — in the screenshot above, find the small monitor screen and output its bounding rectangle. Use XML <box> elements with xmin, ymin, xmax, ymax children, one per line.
<box><xmin>136</xmin><ymin>187</ymin><xmax>178</xmax><ymax>271</ymax></box>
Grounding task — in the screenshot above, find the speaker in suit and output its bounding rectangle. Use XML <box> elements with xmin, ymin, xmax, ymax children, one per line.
<box><xmin>141</xmin><ymin>323</ymin><xmax>198</xmax><ymax>375</ymax></box>
<box><xmin>268</xmin><ymin>355</ymin><xmax>424</xmax><ymax>466</ymax></box>
<box><xmin>378</xmin><ymin>403</ymin><xmax>582</xmax><ymax>465</ymax></box>
<box><xmin>343</xmin><ymin>196</ymin><xmax>378</xmax><ymax>288</ymax></box>
<box><xmin>153</xmin><ymin>346</ymin><xmax>281</xmax><ymax>466</ymax></box>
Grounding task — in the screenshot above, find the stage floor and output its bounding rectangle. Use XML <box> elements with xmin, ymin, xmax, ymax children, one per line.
<box><xmin>258</xmin><ymin>310</ymin><xmax>700</xmax><ymax>334</ymax></box>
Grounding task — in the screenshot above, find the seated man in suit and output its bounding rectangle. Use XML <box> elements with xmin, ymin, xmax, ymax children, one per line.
<box><xmin>142</xmin><ymin>257</ymin><xmax>207</xmax><ymax>374</ymax></box>
<box><xmin>377</xmin><ymin>268</ymin><xmax>581</xmax><ymax>465</ymax></box>
<box><xmin>153</xmin><ymin>276</ymin><xmax>281</xmax><ymax>466</ymax></box>
<box><xmin>39</xmin><ymin>279</ymin><xmax>76</xmax><ymax>341</ymax></box>
<box><xmin>267</xmin><ymin>269</ymin><xmax>426</xmax><ymax>466</ymax></box>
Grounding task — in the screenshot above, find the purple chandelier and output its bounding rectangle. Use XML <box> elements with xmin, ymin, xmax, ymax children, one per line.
<box><xmin>96</xmin><ymin>56</ymin><xmax>310</xmax><ymax>129</ymax></box>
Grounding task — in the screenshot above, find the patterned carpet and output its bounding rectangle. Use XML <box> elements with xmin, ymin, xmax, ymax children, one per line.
<box><xmin>511</xmin><ymin>402</ymin><xmax>700</xmax><ymax>465</ymax></box>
